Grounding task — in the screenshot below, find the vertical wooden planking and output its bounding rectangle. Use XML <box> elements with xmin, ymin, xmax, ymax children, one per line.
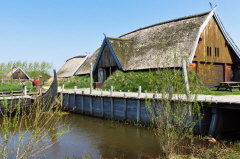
<box><xmin>90</xmin><ymin>63</ymin><xmax>93</xmax><ymax>94</ymax></box>
<box><xmin>137</xmin><ymin>99</ymin><xmax>140</xmax><ymax>122</ymax></box>
<box><xmin>110</xmin><ymin>86</ymin><xmax>114</xmax><ymax>118</ymax></box>
<box><xmin>124</xmin><ymin>93</ymin><xmax>127</xmax><ymax>120</ymax></box>
<box><xmin>111</xmin><ymin>98</ymin><xmax>114</xmax><ymax>118</ymax></box>
<box><xmin>101</xmin><ymin>91</ymin><xmax>104</xmax><ymax>117</ymax></box>
<box><xmin>137</xmin><ymin>86</ymin><xmax>141</xmax><ymax>122</ymax></box>
<box><xmin>208</xmin><ymin>108</ymin><xmax>218</xmax><ymax>137</ymax></box>
<box><xmin>81</xmin><ymin>91</ymin><xmax>84</xmax><ymax>114</ymax></box>
<box><xmin>90</xmin><ymin>96</ymin><xmax>93</xmax><ymax>116</ymax></box>
<box><xmin>67</xmin><ymin>93</ymin><xmax>70</xmax><ymax>108</ymax></box>
<box><xmin>73</xmin><ymin>86</ymin><xmax>77</xmax><ymax>111</ymax></box>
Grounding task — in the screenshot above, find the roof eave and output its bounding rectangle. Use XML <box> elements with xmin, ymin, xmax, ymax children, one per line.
<box><xmin>189</xmin><ymin>10</ymin><xmax>214</xmax><ymax>64</ymax></box>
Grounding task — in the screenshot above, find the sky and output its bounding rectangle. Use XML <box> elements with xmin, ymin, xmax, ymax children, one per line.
<box><xmin>0</xmin><ymin>0</ymin><xmax>240</xmax><ymax>71</ymax></box>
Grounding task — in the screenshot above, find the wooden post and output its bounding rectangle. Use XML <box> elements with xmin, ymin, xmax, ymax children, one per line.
<box><xmin>110</xmin><ymin>86</ymin><xmax>113</xmax><ymax>96</ymax></box>
<box><xmin>182</xmin><ymin>59</ymin><xmax>191</xmax><ymax>118</ymax></box>
<box><xmin>138</xmin><ymin>86</ymin><xmax>141</xmax><ymax>98</ymax></box>
<box><xmin>74</xmin><ymin>86</ymin><xmax>77</xmax><ymax>92</ymax></box>
<box><xmin>90</xmin><ymin>62</ymin><xmax>93</xmax><ymax>94</ymax></box>
<box><xmin>182</xmin><ymin>59</ymin><xmax>190</xmax><ymax>99</ymax></box>
<box><xmin>24</xmin><ymin>86</ymin><xmax>27</xmax><ymax>96</ymax></box>
<box><xmin>39</xmin><ymin>86</ymin><xmax>42</xmax><ymax>95</ymax></box>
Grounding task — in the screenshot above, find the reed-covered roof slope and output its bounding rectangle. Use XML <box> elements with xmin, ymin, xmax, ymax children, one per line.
<box><xmin>57</xmin><ymin>56</ymin><xmax>87</xmax><ymax>78</ymax></box>
<box><xmin>75</xmin><ymin>10</ymin><xmax>240</xmax><ymax>75</ymax></box>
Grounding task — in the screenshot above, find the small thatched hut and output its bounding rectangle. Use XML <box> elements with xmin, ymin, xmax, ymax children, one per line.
<box><xmin>8</xmin><ymin>67</ymin><xmax>31</xmax><ymax>80</ymax></box>
<box><xmin>75</xmin><ymin>10</ymin><xmax>240</xmax><ymax>87</ymax></box>
<box><xmin>57</xmin><ymin>56</ymin><xmax>87</xmax><ymax>78</ymax></box>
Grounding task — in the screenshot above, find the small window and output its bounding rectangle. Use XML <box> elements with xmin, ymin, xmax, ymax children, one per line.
<box><xmin>214</xmin><ymin>47</ymin><xmax>220</xmax><ymax>57</ymax></box>
<box><xmin>210</xmin><ymin>47</ymin><xmax>212</xmax><ymax>56</ymax></box>
<box><xmin>207</xmin><ymin>46</ymin><xmax>209</xmax><ymax>56</ymax></box>
<box><xmin>206</xmin><ymin>46</ymin><xmax>213</xmax><ymax>56</ymax></box>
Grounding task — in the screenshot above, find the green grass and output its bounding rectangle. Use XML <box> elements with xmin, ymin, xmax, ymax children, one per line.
<box><xmin>200</xmin><ymin>87</ymin><xmax>240</xmax><ymax>95</ymax></box>
<box><xmin>0</xmin><ymin>81</ymin><xmax>33</xmax><ymax>92</ymax></box>
<box><xmin>58</xmin><ymin>75</ymin><xmax>90</xmax><ymax>89</ymax></box>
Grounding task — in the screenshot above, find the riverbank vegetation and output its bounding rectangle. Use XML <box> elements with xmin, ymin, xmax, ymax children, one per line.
<box><xmin>0</xmin><ymin>97</ymin><xmax>68</xmax><ymax>159</ymax></box>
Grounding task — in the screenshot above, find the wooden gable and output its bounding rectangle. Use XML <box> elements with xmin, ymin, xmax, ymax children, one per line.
<box><xmin>12</xmin><ymin>68</ymin><xmax>28</xmax><ymax>79</ymax></box>
<box><xmin>98</xmin><ymin>43</ymin><xmax>117</xmax><ymax>68</ymax></box>
<box><xmin>193</xmin><ymin>17</ymin><xmax>238</xmax><ymax>64</ymax></box>
<box><xmin>189</xmin><ymin>16</ymin><xmax>240</xmax><ymax>86</ymax></box>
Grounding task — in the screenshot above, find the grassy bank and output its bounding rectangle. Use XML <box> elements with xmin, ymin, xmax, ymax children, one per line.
<box><xmin>0</xmin><ymin>81</ymin><xmax>33</xmax><ymax>92</ymax></box>
<box><xmin>102</xmin><ymin>70</ymin><xmax>203</xmax><ymax>93</ymax></box>
<box><xmin>58</xmin><ymin>75</ymin><xmax>90</xmax><ymax>89</ymax></box>
<box><xmin>101</xmin><ymin>70</ymin><xmax>240</xmax><ymax>95</ymax></box>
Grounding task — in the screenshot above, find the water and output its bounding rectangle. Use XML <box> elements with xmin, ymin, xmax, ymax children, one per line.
<box><xmin>44</xmin><ymin>114</ymin><xmax>161</xmax><ymax>159</ymax></box>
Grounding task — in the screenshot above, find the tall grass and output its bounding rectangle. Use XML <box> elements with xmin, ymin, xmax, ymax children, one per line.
<box><xmin>0</xmin><ymin>96</ymin><xmax>68</xmax><ymax>159</ymax></box>
<box><xmin>0</xmin><ymin>81</ymin><xmax>33</xmax><ymax>92</ymax></box>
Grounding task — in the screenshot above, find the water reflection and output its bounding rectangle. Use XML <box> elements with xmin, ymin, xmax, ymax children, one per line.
<box><xmin>45</xmin><ymin>114</ymin><xmax>161</xmax><ymax>159</ymax></box>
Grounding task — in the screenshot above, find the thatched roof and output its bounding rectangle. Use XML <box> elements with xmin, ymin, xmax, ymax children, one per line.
<box><xmin>57</xmin><ymin>56</ymin><xmax>87</xmax><ymax>78</ymax></box>
<box><xmin>75</xmin><ymin>10</ymin><xmax>240</xmax><ymax>75</ymax></box>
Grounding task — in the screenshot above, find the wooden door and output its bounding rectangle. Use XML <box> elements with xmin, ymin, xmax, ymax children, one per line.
<box><xmin>198</xmin><ymin>64</ymin><xmax>224</xmax><ymax>87</ymax></box>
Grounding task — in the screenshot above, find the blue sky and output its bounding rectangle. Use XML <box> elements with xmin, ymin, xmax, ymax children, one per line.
<box><xmin>0</xmin><ymin>0</ymin><xmax>240</xmax><ymax>71</ymax></box>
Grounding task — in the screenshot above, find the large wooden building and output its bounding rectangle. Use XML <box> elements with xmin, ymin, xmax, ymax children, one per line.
<box><xmin>75</xmin><ymin>10</ymin><xmax>240</xmax><ymax>87</ymax></box>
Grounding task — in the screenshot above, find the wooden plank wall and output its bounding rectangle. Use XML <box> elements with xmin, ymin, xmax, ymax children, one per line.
<box><xmin>12</xmin><ymin>69</ymin><xmax>28</xmax><ymax>79</ymax></box>
<box><xmin>63</xmin><ymin>93</ymin><xmax>152</xmax><ymax>124</ymax></box>
<box><xmin>190</xmin><ymin>17</ymin><xmax>240</xmax><ymax>86</ymax></box>
<box><xmin>98</xmin><ymin>44</ymin><xmax>117</xmax><ymax>68</ymax></box>
<box><xmin>62</xmin><ymin>93</ymin><xmax>240</xmax><ymax>137</ymax></box>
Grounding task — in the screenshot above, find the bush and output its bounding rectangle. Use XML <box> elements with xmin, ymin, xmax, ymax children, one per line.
<box><xmin>102</xmin><ymin>70</ymin><xmax>203</xmax><ymax>93</ymax></box>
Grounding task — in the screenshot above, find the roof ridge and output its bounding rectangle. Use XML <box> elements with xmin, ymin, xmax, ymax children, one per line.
<box><xmin>107</xmin><ymin>37</ymin><xmax>133</xmax><ymax>41</ymax></box>
<box><xmin>66</xmin><ymin>55</ymin><xmax>87</xmax><ymax>62</ymax></box>
<box><xmin>119</xmin><ymin>11</ymin><xmax>211</xmax><ymax>38</ymax></box>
